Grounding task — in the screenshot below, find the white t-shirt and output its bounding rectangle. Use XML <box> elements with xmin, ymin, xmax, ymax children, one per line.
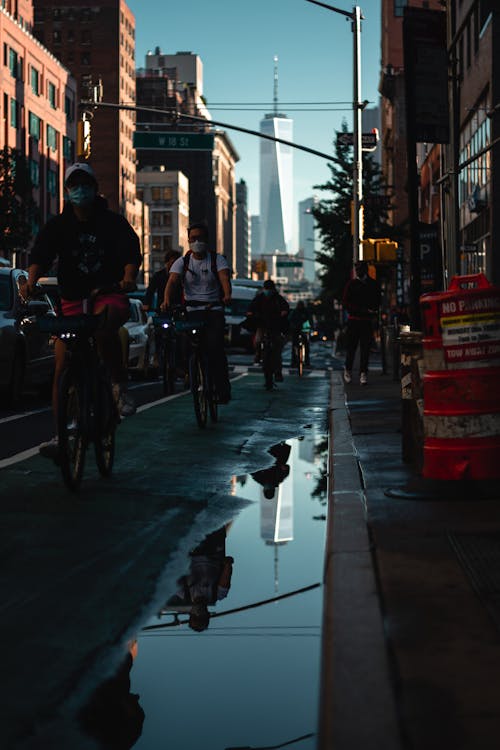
<box><xmin>170</xmin><ymin>252</ymin><xmax>228</xmax><ymax>309</ymax></box>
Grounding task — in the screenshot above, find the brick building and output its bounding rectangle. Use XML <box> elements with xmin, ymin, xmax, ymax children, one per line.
<box><xmin>136</xmin><ymin>49</ymin><xmax>238</xmax><ymax>262</ymax></box>
<box><xmin>0</xmin><ymin>0</ymin><xmax>77</xmax><ymax>262</ymax></box>
<box><xmin>33</xmin><ymin>0</ymin><xmax>138</xmax><ymax>230</ymax></box>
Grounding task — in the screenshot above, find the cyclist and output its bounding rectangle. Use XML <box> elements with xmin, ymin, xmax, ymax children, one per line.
<box><xmin>289</xmin><ymin>300</ymin><xmax>314</xmax><ymax>367</ymax></box>
<box><xmin>246</xmin><ymin>280</ymin><xmax>289</xmax><ymax>390</ymax></box>
<box><xmin>162</xmin><ymin>222</ymin><xmax>232</xmax><ymax>404</ymax></box>
<box><xmin>26</xmin><ymin>162</ymin><xmax>142</xmax><ymax>456</ymax></box>
<box><xmin>143</xmin><ymin>249</ymin><xmax>181</xmax><ymax>313</ymax></box>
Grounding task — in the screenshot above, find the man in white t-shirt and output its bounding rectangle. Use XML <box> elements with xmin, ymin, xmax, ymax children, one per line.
<box><xmin>163</xmin><ymin>222</ymin><xmax>232</xmax><ymax>403</ymax></box>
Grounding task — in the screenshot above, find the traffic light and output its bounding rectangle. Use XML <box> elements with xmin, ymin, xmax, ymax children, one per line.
<box><xmin>361</xmin><ymin>238</ymin><xmax>376</xmax><ymax>261</ymax></box>
<box><xmin>376</xmin><ymin>239</ymin><xmax>398</xmax><ymax>262</ymax></box>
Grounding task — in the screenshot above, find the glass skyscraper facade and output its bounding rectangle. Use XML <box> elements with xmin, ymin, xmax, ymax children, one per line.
<box><xmin>259</xmin><ymin>114</ymin><xmax>294</xmax><ymax>254</ymax></box>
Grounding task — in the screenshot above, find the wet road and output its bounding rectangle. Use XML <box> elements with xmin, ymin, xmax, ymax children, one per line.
<box><xmin>0</xmin><ymin>341</ymin><xmax>336</xmax><ymax>749</ymax></box>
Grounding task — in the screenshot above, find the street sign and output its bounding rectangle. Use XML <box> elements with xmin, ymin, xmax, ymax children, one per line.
<box><xmin>336</xmin><ymin>132</ymin><xmax>378</xmax><ymax>148</ymax></box>
<box><xmin>276</xmin><ymin>261</ymin><xmax>303</xmax><ymax>268</ymax></box>
<box><xmin>133</xmin><ymin>131</ymin><xmax>214</xmax><ymax>151</ymax></box>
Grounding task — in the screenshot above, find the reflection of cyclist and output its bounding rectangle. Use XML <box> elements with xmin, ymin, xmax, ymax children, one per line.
<box><xmin>26</xmin><ymin>163</ymin><xmax>141</xmax><ymax>457</ymax></box>
<box><xmin>289</xmin><ymin>301</ymin><xmax>313</xmax><ymax>367</ymax></box>
<box><xmin>79</xmin><ymin>640</ymin><xmax>145</xmax><ymax>749</ymax></box>
<box><xmin>162</xmin><ymin>222</ymin><xmax>232</xmax><ymax>404</ymax></box>
<box><xmin>166</xmin><ymin>526</ymin><xmax>234</xmax><ymax>632</ymax></box>
<box><xmin>246</xmin><ymin>280</ymin><xmax>289</xmax><ymax>390</ymax></box>
<box><xmin>251</xmin><ymin>442</ymin><xmax>291</xmax><ymax>499</ymax></box>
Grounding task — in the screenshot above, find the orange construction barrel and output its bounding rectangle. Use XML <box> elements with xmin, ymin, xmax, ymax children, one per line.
<box><xmin>420</xmin><ymin>273</ymin><xmax>500</xmax><ymax>480</ymax></box>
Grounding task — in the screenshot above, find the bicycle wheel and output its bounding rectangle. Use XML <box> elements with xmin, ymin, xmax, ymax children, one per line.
<box><xmin>298</xmin><ymin>342</ymin><xmax>305</xmax><ymax>377</ymax></box>
<box><xmin>94</xmin><ymin>369</ymin><xmax>116</xmax><ymax>477</ymax></box>
<box><xmin>262</xmin><ymin>339</ymin><xmax>274</xmax><ymax>388</ymax></box>
<box><xmin>162</xmin><ymin>339</ymin><xmax>176</xmax><ymax>395</ymax></box>
<box><xmin>208</xmin><ymin>369</ymin><xmax>218</xmax><ymax>424</ymax></box>
<box><xmin>58</xmin><ymin>367</ymin><xmax>87</xmax><ymax>491</ymax></box>
<box><xmin>190</xmin><ymin>353</ymin><xmax>207</xmax><ymax>428</ymax></box>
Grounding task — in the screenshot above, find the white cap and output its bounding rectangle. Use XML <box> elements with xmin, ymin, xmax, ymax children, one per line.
<box><xmin>64</xmin><ymin>162</ymin><xmax>96</xmax><ymax>184</ymax></box>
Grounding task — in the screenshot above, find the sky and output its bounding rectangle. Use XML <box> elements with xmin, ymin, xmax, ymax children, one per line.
<box><xmin>128</xmin><ymin>0</ymin><xmax>382</xmax><ymax>252</ymax></box>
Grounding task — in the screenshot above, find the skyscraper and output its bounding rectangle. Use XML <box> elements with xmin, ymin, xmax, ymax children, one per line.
<box><xmin>259</xmin><ymin>57</ymin><xmax>293</xmax><ymax>255</ymax></box>
<box><xmin>33</xmin><ymin>0</ymin><xmax>138</xmax><ymax>226</ymax></box>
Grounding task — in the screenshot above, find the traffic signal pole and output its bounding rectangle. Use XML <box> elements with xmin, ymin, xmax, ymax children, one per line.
<box><xmin>305</xmin><ymin>2</ymin><xmax>364</xmax><ymax>270</ymax></box>
<box><xmin>352</xmin><ymin>5</ymin><xmax>363</xmax><ymax>266</ymax></box>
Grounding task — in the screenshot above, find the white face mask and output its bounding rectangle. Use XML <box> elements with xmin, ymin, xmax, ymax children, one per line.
<box><xmin>189</xmin><ymin>240</ymin><xmax>207</xmax><ymax>256</ymax></box>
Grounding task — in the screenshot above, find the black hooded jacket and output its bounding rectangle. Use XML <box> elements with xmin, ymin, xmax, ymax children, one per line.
<box><xmin>31</xmin><ymin>197</ymin><xmax>142</xmax><ymax>300</ymax></box>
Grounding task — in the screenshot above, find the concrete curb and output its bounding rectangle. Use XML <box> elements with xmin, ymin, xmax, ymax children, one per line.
<box><xmin>318</xmin><ymin>370</ymin><xmax>402</xmax><ymax>749</ymax></box>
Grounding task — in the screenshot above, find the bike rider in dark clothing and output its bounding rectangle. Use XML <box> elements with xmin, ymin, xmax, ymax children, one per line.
<box><xmin>143</xmin><ymin>250</ymin><xmax>181</xmax><ymax>313</ymax></box>
<box><xmin>342</xmin><ymin>260</ymin><xmax>380</xmax><ymax>385</ymax></box>
<box><xmin>26</xmin><ymin>162</ymin><xmax>142</xmax><ymax>455</ymax></box>
<box><xmin>162</xmin><ymin>222</ymin><xmax>232</xmax><ymax>404</ymax></box>
<box><xmin>246</xmin><ymin>280</ymin><xmax>289</xmax><ymax>390</ymax></box>
<box><xmin>289</xmin><ymin>300</ymin><xmax>314</xmax><ymax>367</ymax></box>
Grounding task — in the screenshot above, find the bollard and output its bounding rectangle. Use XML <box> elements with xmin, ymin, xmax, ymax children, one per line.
<box><xmin>399</xmin><ymin>330</ymin><xmax>424</xmax><ymax>469</ymax></box>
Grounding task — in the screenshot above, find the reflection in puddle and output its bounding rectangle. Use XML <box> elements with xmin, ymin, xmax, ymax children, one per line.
<box><xmin>81</xmin><ymin>431</ymin><xmax>328</xmax><ymax>750</ymax></box>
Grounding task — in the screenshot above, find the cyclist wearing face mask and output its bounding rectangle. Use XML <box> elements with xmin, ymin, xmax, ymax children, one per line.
<box><xmin>162</xmin><ymin>222</ymin><xmax>232</xmax><ymax>404</ymax></box>
<box><xmin>26</xmin><ymin>163</ymin><xmax>142</xmax><ymax>456</ymax></box>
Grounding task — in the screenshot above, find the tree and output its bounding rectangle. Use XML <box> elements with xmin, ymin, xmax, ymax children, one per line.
<box><xmin>0</xmin><ymin>148</ymin><xmax>38</xmax><ymax>262</ymax></box>
<box><xmin>312</xmin><ymin>121</ymin><xmax>391</xmax><ymax>305</ymax></box>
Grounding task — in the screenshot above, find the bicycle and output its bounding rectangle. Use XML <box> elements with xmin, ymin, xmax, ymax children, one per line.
<box><xmin>259</xmin><ymin>328</ymin><xmax>277</xmax><ymax>390</ymax></box>
<box><xmin>38</xmin><ymin>310</ymin><xmax>119</xmax><ymax>491</ymax></box>
<box><xmin>293</xmin><ymin>330</ymin><xmax>309</xmax><ymax>377</ymax></box>
<box><xmin>153</xmin><ymin>313</ymin><xmax>178</xmax><ymax>395</ymax></box>
<box><xmin>174</xmin><ymin>309</ymin><xmax>218</xmax><ymax>428</ymax></box>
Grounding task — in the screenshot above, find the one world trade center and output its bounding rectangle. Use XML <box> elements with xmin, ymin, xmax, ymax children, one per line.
<box><xmin>259</xmin><ymin>57</ymin><xmax>293</xmax><ymax>255</ymax></box>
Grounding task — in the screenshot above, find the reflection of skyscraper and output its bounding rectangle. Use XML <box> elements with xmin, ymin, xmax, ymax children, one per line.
<box><xmin>260</xmin><ymin>57</ymin><xmax>293</xmax><ymax>255</ymax></box>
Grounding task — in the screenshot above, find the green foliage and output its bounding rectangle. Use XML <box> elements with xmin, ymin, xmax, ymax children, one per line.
<box><xmin>0</xmin><ymin>147</ymin><xmax>38</xmax><ymax>260</ymax></box>
<box><xmin>312</xmin><ymin>121</ymin><xmax>390</xmax><ymax>303</ymax></box>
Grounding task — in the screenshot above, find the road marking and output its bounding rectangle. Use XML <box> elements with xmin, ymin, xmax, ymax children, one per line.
<box><xmin>0</xmin><ymin>373</ymin><xmax>249</xmax><ymax>468</ymax></box>
<box><xmin>137</xmin><ymin>372</ymin><xmax>247</xmax><ymax>413</ymax></box>
<box><xmin>0</xmin><ymin>446</ymin><xmax>40</xmax><ymax>469</ymax></box>
<box><xmin>0</xmin><ymin>406</ymin><xmax>51</xmax><ymax>425</ymax></box>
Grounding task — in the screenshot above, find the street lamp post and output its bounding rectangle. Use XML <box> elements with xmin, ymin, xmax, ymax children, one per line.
<box><xmin>305</xmin><ymin>1</ymin><xmax>364</xmax><ymax>268</ymax></box>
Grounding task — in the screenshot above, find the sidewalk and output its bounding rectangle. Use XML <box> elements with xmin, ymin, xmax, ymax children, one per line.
<box><xmin>323</xmin><ymin>359</ymin><xmax>500</xmax><ymax>750</ymax></box>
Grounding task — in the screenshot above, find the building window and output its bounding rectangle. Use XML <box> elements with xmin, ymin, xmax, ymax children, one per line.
<box><xmin>65</xmin><ymin>95</ymin><xmax>74</xmax><ymax>122</ymax></box>
<box><xmin>394</xmin><ymin>0</ymin><xmax>407</xmax><ymax>17</ymax></box>
<box><xmin>31</xmin><ymin>66</ymin><xmax>40</xmax><ymax>95</ymax></box>
<box><xmin>81</xmin><ymin>30</ymin><xmax>91</xmax><ymax>45</ymax></box>
<box><xmin>63</xmin><ymin>135</ymin><xmax>74</xmax><ymax>161</ymax></box>
<box><xmin>47</xmin><ymin>125</ymin><xmax>58</xmax><ymax>151</ymax></box>
<box><xmin>48</xmin><ymin>82</ymin><xmax>57</xmax><ymax>109</ymax></box>
<box><xmin>29</xmin><ymin>112</ymin><xmax>41</xmax><ymax>141</ymax></box>
<box><xmin>81</xmin><ymin>51</ymin><xmax>91</xmax><ymax>66</ymax></box>
<box><xmin>10</xmin><ymin>98</ymin><xmax>17</xmax><ymax>128</ymax></box>
<box><xmin>9</xmin><ymin>48</ymin><xmax>18</xmax><ymax>78</ymax></box>
<box><xmin>53</xmin><ymin>29</ymin><xmax>61</xmax><ymax>44</ymax></box>
<box><xmin>47</xmin><ymin>170</ymin><xmax>57</xmax><ymax>197</ymax></box>
<box><xmin>151</xmin><ymin>211</ymin><xmax>172</xmax><ymax>228</ymax></box>
<box><xmin>29</xmin><ymin>158</ymin><xmax>40</xmax><ymax>187</ymax></box>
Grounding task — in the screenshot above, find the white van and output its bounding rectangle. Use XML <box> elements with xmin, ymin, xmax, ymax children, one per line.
<box><xmin>225</xmin><ymin>282</ymin><xmax>260</xmax><ymax>349</ymax></box>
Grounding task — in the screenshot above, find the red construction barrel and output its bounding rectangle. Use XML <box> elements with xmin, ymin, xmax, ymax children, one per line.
<box><xmin>420</xmin><ymin>273</ymin><xmax>500</xmax><ymax>481</ymax></box>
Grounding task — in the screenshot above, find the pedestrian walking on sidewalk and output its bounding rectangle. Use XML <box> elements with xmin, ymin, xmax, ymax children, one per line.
<box><xmin>342</xmin><ymin>261</ymin><xmax>380</xmax><ymax>385</ymax></box>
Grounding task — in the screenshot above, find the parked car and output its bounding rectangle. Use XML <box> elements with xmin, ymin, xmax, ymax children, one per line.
<box><xmin>0</xmin><ymin>267</ymin><xmax>56</xmax><ymax>403</ymax></box>
<box><xmin>224</xmin><ymin>283</ymin><xmax>260</xmax><ymax>350</ymax></box>
<box><xmin>124</xmin><ymin>297</ymin><xmax>156</xmax><ymax>377</ymax></box>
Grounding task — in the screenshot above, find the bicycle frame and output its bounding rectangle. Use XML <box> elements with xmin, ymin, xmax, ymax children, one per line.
<box><xmin>38</xmin><ymin>313</ymin><xmax>117</xmax><ymax>490</ymax></box>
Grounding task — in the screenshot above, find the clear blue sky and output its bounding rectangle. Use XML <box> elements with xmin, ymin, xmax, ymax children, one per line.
<box><xmin>128</xmin><ymin>0</ymin><xmax>381</xmax><ymax>249</ymax></box>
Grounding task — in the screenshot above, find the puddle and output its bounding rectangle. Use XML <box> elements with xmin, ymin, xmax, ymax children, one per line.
<box><xmin>80</xmin><ymin>431</ymin><xmax>328</xmax><ymax>750</ymax></box>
